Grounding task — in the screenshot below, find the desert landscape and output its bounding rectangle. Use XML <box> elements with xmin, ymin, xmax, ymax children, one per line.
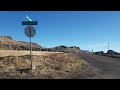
<box><xmin>0</xmin><ymin>36</ymin><xmax>93</xmax><ymax>79</ymax></box>
<box><xmin>1</xmin><ymin>11</ymin><xmax>120</xmax><ymax>79</ymax></box>
<box><xmin>0</xmin><ymin>50</ymin><xmax>94</xmax><ymax>79</ymax></box>
<box><xmin>0</xmin><ymin>36</ymin><xmax>120</xmax><ymax>79</ymax></box>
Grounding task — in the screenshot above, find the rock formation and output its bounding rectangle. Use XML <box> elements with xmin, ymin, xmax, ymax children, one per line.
<box><xmin>107</xmin><ymin>50</ymin><xmax>120</xmax><ymax>55</ymax></box>
<box><xmin>0</xmin><ymin>36</ymin><xmax>42</xmax><ymax>51</ymax></box>
<box><xmin>0</xmin><ymin>36</ymin><xmax>81</xmax><ymax>53</ymax></box>
<box><xmin>41</xmin><ymin>45</ymin><xmax>81</xmax><ymax>53</ymax></box>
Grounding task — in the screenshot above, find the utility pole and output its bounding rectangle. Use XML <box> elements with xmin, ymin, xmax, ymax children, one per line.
<box><xmin>108</xmin><ymin>43</ymin><xmax>110</xmax><ymax>51</ymax></box>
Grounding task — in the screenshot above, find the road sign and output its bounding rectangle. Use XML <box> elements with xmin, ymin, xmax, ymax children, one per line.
<box><xmin>22</xmin><ymin>16</ymin><xmax>38</xmax><ymax>70</ymax></box>
<box><xmin>22</xmin><ymin>21</ymin><xmax>38</xmax><ymax>25</ymax></box>
<box><xmin>24</xmin><ymin>25</ymin><xmax>36</xmax><ymax>38</ymax></box>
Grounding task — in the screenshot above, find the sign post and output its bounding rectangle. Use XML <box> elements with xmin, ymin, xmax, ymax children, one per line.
<box><xmin>22</xmin><ymin>15</ymin><xmax>38</xmax><ymax>70</ymax></box>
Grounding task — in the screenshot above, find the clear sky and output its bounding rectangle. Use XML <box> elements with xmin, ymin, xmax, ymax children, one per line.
<box><xmin>0</xmin><ymin>11</ymin><xmax>120</xmax><ymax>52</ymax></box>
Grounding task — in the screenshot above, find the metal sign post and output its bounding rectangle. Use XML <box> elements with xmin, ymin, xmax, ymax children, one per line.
<box><xmin>22</xmin><ymin>15</ymin><xmax>38</xmax><ymax>70</ymax></box>
<box><xmin>30</xmin><ymin>37</ymin><xmax>32</xmax><ymax>70</ymax></box>
<box><xmin>29</xmin><ymin>25</ymin><xmax>32</xmax><ymax>70</ymax></box>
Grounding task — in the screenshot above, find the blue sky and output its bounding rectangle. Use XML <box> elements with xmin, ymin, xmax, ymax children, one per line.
<box><xmin>0</xmin><ymin>11</ymin><xmax>120</xmax><ymax>52</ymax></box>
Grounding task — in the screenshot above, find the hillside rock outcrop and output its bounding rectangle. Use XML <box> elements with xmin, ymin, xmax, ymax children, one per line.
<box><xmin>0</xmin><ymin>36</ymin><xmax>42</xmax><ymax>51</ymax></box>
<box><xmin>107</xmin><ymin>50</ymin><xmax>120</xmax><ymax>55</ymax></box>
<box><xmin>41</xmin><ymin>45</ymin><xmax>81</xmax><ymax>53</ymax></box>
<box><xmin>0</xmin><ymin>36</ymin><xmax>81</xmax><ymax>53</ymax></box>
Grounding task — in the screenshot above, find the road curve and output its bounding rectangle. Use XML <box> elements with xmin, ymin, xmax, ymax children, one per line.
<box><xmin>78</xmin><ymin>52</ymin><xmax>120</xmax><ymax>79</ymax></box>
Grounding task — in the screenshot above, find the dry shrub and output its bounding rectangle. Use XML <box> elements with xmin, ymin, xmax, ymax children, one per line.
<box><xmin>0</xmin><ymin>53</ymin><xmax>92</xmax><ymax>79</ymax></box>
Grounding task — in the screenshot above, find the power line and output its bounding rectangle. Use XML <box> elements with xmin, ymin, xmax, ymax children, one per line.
<box><xmin>108</xmin><ymin>43</ymin><xmax>110</xmax><ymax>51</ymax></box>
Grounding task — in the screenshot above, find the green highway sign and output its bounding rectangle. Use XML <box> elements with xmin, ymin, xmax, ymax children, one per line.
<box><xmin>22</xmin><ymin>21</ymin><xmax>38</xmax><ymax>25</ymax></box>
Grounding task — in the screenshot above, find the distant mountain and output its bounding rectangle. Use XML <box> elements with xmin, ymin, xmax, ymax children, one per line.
<box><xmin>0</xmin><ymin>36</ymin><xmax>42</xmax><ymax>51</ymax></box>
<box><xmin>94</xmin><ymin>50</ymin><xmax>120</xmax><ymax>55</ymax></box>
<box><xmin>94</xmin><ymin>51</ymin><xmax>105</xmax><ymax>55</ymax></box>
<box><xmin>107</xmin><ymin>50</ymin><xmax>120</xmax><ymax>55</ymax></box>
<box><xmin>80</xmin><ymin>50</ymin><xmax>93</xmax><ymax>54</ymax></box>
<box><xmin>41</xmin><ymin>45</ymin><xmax>81</xmax><ymax>53</ymax></box>
<box><xmin>94</xmin><ymin>50</ymin><xmax>120</xmax><ymax>59</ymax></box>
<box><xmin>0</xmin><ymin>36</ymin><xmax>81</xmax><ymax>53</ymax></box>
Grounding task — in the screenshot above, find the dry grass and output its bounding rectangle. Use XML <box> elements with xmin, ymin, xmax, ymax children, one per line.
<box><xmin>0</xmin><ymin>50</ymin><xmax>93</xmax><ymax>79</ymax></box>
<box><xmin>0</xmin><ymin>50</ymin><xmax>64</xmax><ymax>57</ymax></box>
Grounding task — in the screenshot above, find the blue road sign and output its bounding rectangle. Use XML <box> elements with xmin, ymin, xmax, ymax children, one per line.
<box><xmin>22</xmin><ymin>21</ymin><xmax>38</xmax><ymax>25</ymax></box>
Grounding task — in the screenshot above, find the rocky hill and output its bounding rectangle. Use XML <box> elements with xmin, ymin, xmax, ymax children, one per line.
<box><xmin>0</xmin><ymin>36</ymin><xmax>81</xmax><ymax>53</ymax></box>
<box><xmin>95</xmin><ymin>50</ymin><xmax>120</xmax><ymax>55</ymax></box>
<box><xmin>107</xmin><ymin>50</ymin><xmax>120</xmax><ymax>55</ymax></box>
<box><xmin>0</xmin><ymin>36</ymin><xmax>42</xmax><ymax>51</ymax></box>
<box><xmin>41</xmin><ymin>45</ymin><xmax>81</xmax><ymax>53</ymax></box>
<box><xmin>94</xmin><ymin>50</ymin><xmax>120</xmax><ymax>59</ymax></box>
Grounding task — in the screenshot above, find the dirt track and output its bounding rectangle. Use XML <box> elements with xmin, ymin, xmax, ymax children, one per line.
<box><xmin>78</xmin><ymin>52</ymin><xmax>120</xmax><ymax>79</ymax></box>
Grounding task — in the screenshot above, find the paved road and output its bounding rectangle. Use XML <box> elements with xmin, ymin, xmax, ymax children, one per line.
<box><xmin>78</xmin><ymin>52</ymin><xmax>120</xmax><ymax>79</ymax></box>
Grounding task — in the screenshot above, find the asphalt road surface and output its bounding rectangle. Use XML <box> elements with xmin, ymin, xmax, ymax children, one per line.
<box><xmin>78</xmin><ymin>52</ymin><xmax>120</xmax><ymax>79</ymax></box>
